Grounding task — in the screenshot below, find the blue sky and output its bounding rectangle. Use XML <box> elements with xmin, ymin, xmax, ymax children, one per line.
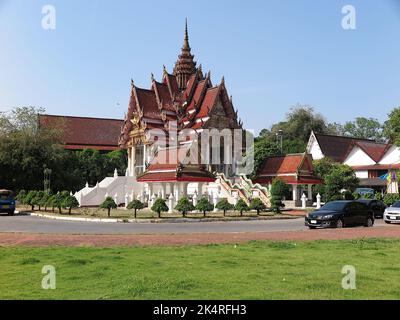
<box><xmin>1</xmin><ymin>0</ymin><xmax>400</xmax><ymax>134</ymax></box>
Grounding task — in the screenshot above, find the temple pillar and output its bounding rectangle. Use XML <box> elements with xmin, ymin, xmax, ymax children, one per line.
<box><xmin>182</xmin><ymin>182</ymin><xmax>188</xmax><ymax>198</ymax></box>
<box><xmin>143</xmin><ymin>144</ymin><xmax>147</xmax><ymax>171</ymax></box>
<box><xmin>147</xmin><ymin>183</ymin><xmax>153</xmax><ymax>201</ymax></box>
<box><xmin>175</xmin><ymin>182</ymin><xmax>181</xmax><ymax>200</ymax></box>
<box><xmin>198</xmin><ymin>182</ymin><xmax>204</xmax><ymax>197</ymax></box>
<box><xmin>127</xmin><ymin>148</ymin><xmax>131</xmax><ymax>177</ymax></box>
<box><xmin>131</xmin><ymin>146</ymin><xmax>136</xmax><ymax>177</ymax></box>
<box><xmin>292</xmin><ymin>185</ymin><xmax>298</xmax><ymax>201</ymax></box>
<box><xmin>168</xmin><ymin>183</ymin><xmax>174</xmax><ymax>197</ymax></box>
<box><xmin>161</xmin><ymin>183</ymin><xmax>166</xmax><ymax>199</ymax></box>
<box><xmin>307</xmin><ymin>184</ymin><xmax>313</xmax><ymax>200</ymax></box>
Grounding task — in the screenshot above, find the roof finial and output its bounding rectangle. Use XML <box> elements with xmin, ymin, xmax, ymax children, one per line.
<box><xmin>183</xmin><ymin>18</ymin><xmax>190</xmax><ymax>49</ymax></box>
<box><xmin>151</xmin><ymin>73</ymin><xmax>155</xmax><ymax>82</ymax></box>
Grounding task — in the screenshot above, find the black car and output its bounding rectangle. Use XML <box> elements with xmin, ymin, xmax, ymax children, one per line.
<box><xmin>305</xmin><ymin>200</ymin><xmax>374</xmax><ymax>229</ymax></box>
<box><xmin>356</xmin><ymin>199</ymin><xmax>385</xmax><ymax>218</ymax></box>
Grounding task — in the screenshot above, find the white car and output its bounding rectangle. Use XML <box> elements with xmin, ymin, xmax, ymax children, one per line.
<box><xmin>383</xmin><ymin>201</ymin><xmax>400</xmax><ymax>224</ymax></box>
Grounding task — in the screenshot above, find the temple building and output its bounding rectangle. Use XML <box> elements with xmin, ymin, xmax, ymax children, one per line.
<box><xmin>253</xmin><ymin>153</ymin><xmax>323</xmax><ymax>206</ymax></box>
<box><xmin>39</xmin><ymin>114</ymin><xmax>123</xmax><ymax>151</ymax></box>
<box><xmin>117</xmin><ymin>20</ymin><xmax>244</xmax><ymax>200</ymax></box>
<box><xmin>307</xmin><ymin>131</ymin><xmax>400</xmax><ymax>190</ymax></box>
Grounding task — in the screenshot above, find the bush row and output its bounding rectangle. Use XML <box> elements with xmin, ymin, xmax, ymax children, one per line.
<box><xmin>16</xmin><ymin>190</ymin><xmax>79</xmax><ymax>214</ymax></box>
<box><xmin>105</xmin><ymin>196</ymin><xmax>270</xmax><ymax>219</ymax></box>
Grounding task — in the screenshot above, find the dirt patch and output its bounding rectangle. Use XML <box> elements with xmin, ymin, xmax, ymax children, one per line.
<box><xmin>1</xmin><ymin>225</ymin><xmax>400</xmax><ymax>247</ymax></box>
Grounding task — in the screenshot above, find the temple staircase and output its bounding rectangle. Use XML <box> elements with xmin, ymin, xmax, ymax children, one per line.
<box><xmin>74</xmin><ymin>169</ymin><xmax>143</xmax><ymax>207</ymax></box>
<box><xmin>215</xmin><ymin>173</ymin><xmax>270</xmax><ymax>207</ymax></box>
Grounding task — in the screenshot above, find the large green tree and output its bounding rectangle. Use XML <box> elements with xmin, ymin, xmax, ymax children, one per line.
<box><xmin>324</xmin><ymin>165</ymin><xmax>359</xmax><ymax>201</ymax></box>
<box><xmin>0</xmin><ymin>107</ymin><xmax>127</xmax><ymax>193</ymax></box>
<box><xmin>252</xmin><ymin>139</ymin><xmax>280</xmax><ymax>176</ymax></box>
<box><xmin>313</xmin><ymin>159</ymin><xmax>359</xmax><ymax>201</ymax></box>
<box><xmin>384</xmin><ymin>107</ymin><xmax>400</xmax><ymax>145</ymax></box>
<box><xmin>270</xmin><ymin>105</ymin><xmax>329</xmax><ymax>143</ymax></box>
<box><xmin>342</xmin><ymin>117</ymin><xmax>383</xmax><ymax>141</ymax></box>
<box><xmin>256</xmin><ymin>105</ymin><xmax>331</xmax><ymax>157</ymax></box>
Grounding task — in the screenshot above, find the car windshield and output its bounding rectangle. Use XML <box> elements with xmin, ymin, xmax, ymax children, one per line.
<box><xmin>321</xmin><ymin>201</ymin><xmax>347</xmax><ymax>211</ymax></box>
<box><xmin>392</xmin><ymin>201</ymin><xmax>400</xmax><ymax>208</ymax></box>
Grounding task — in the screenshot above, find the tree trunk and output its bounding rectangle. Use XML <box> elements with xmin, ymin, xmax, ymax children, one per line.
<box><xmin>158</xmin><ymin>211</ymin><xmax>161</xmax><ymax>218</ymax></box>
<box><xmin>241</xmin><ymin>210</ymin><xmax>243</xmax><ymax>216</ymax></box>
<box><xmin>223</xmin><ymin>210</ymin><xmax>226</xmax><ymax>217</ymax></box>
<box><xmin>134</xmin><ymin>209</ymin><xmax>137</xmax><ymax>219</ymax></box>
<box><xmin>31</xmin><ymin>205</ymin><xmax>34</xmax><ymax>211</ymax></box>
<box><xmin>38</xmin><ymin>206</ymin><xmax>41</xmax><ymax>211</ymax></box>
<box><xmin>108</xmin><ymin>209</ymin><xmax>111</xmax><ymax>217</ymax></box>
<box><xmin>203</xmin><ymin>211</ymin><xmax>206</xmax><ymax>217</ymax></box>
<box><xmin>69</xmin><ymin>207</ymin><xmax>72</xmax><ymax>215</ymax></box>
<box><xmin>58</xmin><ymin>207</ymin><xmax>62</xmax><ymax>214</ymax></box>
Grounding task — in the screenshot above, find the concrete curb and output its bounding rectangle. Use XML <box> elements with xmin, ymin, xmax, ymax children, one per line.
<box><xmin>28</xmin><ymin>212</ymin><xmax>300</xmax><ymax>224</ymax></box>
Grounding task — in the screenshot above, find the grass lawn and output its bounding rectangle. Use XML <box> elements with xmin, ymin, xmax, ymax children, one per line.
<box><xmin>1</xmin><ymin>238</ymin><xmax>400</xmax><ymax>299</ymax></box>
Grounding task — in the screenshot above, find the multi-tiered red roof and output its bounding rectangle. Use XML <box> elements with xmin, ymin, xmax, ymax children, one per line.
<box><xmin>118</xmin><ymin>21</ymin><xmax>242</xmax><ymax>149</ymax></box>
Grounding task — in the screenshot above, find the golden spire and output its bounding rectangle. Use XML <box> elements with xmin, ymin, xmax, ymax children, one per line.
<box><xmin>173</xmin><ymin>18</ymin><xmax>197</xmax><ymax>90</ymax></box>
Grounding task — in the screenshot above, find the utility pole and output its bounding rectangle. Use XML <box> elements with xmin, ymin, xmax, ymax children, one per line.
<box><xmin>276</xmin><ymin>130</ymin><xmax>283</xmax><ymax>154</ymax></box>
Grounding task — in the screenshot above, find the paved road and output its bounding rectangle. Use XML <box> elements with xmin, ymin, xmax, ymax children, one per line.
<box><xmin>0</xmin><ymin>214</ymin><xmax>388</xmax><ymax>235</ymax></box>
<box><xmin>0</xmin><ymin>214</ymin><xmax>312</xmax><ymax>234</ymax></box>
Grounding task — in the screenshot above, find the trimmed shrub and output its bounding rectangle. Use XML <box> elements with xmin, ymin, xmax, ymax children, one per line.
<box><xmin>127</xmin><ymin>200</ymin><xmax>144</xmax><ymax>218</ymax></box>
<box><xmin>234</xmin><ymin>199</ymin><xmax>249</xmax><ymax>216</ymax></box>
<box><xmin>100</xmin><ymin>197</ymin><xmax>117</xmax><ymax>217</ymax></box>
<box><xmin>16</xmin><ymin>190</ymin><xmax>27</xmax><ymax>204</ymax></box>
<box><xmin>152</xmin><ymin>198</ymin><xmax>169</xmax><ymax>218</ymax></box>
<box><xmin>24</xmin><ymin>190</ymin><xmax>38</xmax><ymax>211</ymax></box>
<box><xmin>250</xmin><ymin>198</ymin><xmax>266</xmax><ymax>215</ymax></box>
<box><xmin>53</xmin><ymin>192</ymin><xmax>66</xmax><ymax>214</ymax></box>
<box><xmin>32</xmin><ymin>191</ymin><xmax>45</xmax><ymax>211</ymax></box>
<box><xmin>174</xmin><ymin>197</ymin><xmax>195</xmax><ymax>217</ymax></box>
<box><xmin>39</xmin><ymin>192</ymin><xmax>51</xmax><ymax>211</ymax></box>
<box><xmin>195</xmin><ymin>197</ymin><xmax>214</xmax><ymax>217</ymax></box>
<box><xmin>62</xmin><ymin>195</ymin><xmax>80</xmax><ymax>214</ymax></box>
<box><xmin>363</xmin><ymin>192</ymin><xmax>374</xmax><ymax>199</ymax></box>
<box><xmin>383</xmin><ymin>193</ymin><xmax>400</xmax><ymax>207</ymax></box>
<box><xmin>374</xmin><ymin>193</ymin><xmax>383</xmax><ymax>201</ymax></box>
<box><xmin>352</xmin><ymin>192</ymin><xmax>361</xmax><ymax>200</ymax></box>
<box><xmin>270</xmin><ymin>179</ymin><xmax>288</xmax><ymax>213</ymax></box>
<box><xmin>46</xmin><ymin>194</ymin><xmax>56</xmax><ymax>212</ymax></box>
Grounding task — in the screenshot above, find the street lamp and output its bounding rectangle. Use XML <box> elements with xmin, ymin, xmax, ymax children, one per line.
<box><xmin>276</xmin><ymin>130</ymin><xmax>283</xmax><ymax>154</ymax></box>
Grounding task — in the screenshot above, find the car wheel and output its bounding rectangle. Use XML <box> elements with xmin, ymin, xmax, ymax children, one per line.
<box><xmin>365</xmin><ymin>217</ymin><xmax>374</xmax><ymax>227</ymax></box>
<box><xmin>7</xmin><ymin>210</ymin><xmax>14</xmax><ymax>216</ymax></box>
<box><xmin>336</xmin><ymin>219</ymin><xmax>344</xmax><ymax>228</ymax></box>
<box><xmin>385</xmin><ymin>221</ymin><xmax>391</xmax><ymax>224</ymax></box>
